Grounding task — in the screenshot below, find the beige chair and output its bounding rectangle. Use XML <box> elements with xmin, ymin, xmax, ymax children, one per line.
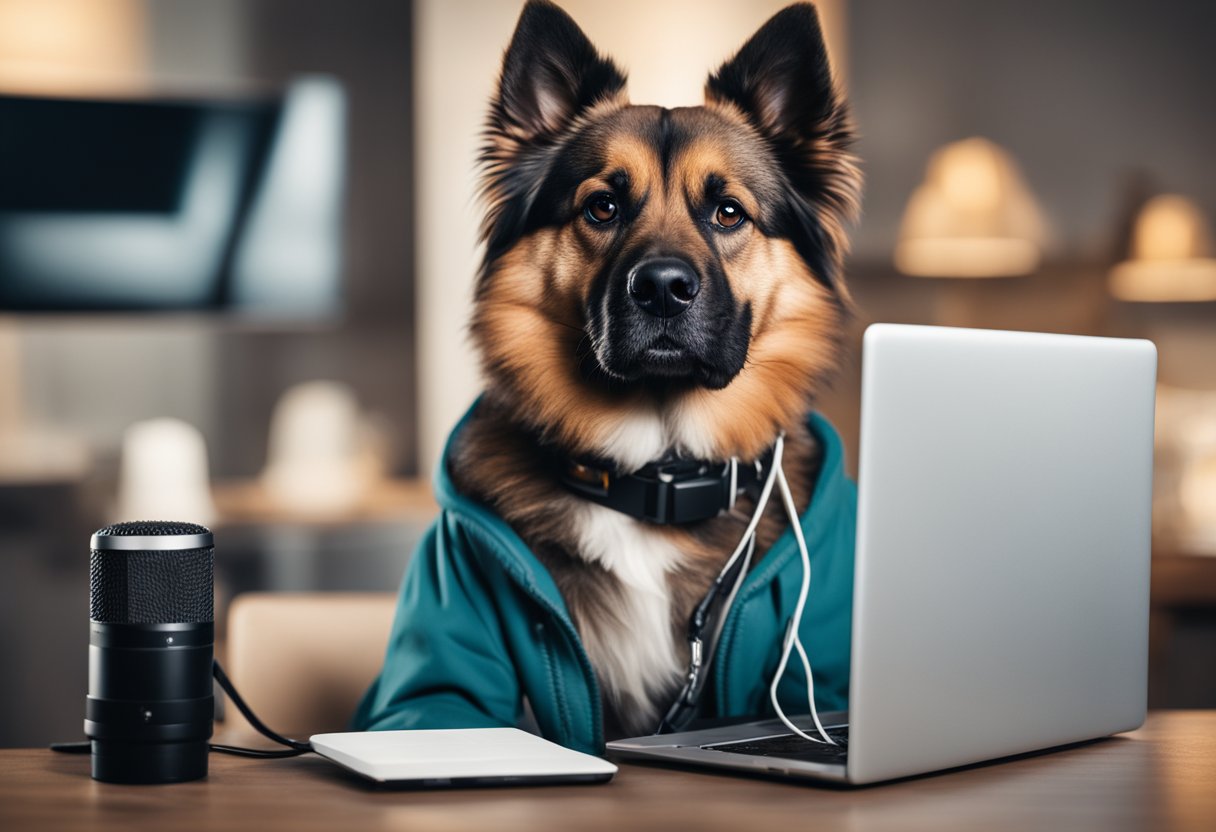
<box><xmin>221</xmin><ymin>592</ymin><xmax>397</xmax><ymax>741</ymax></box>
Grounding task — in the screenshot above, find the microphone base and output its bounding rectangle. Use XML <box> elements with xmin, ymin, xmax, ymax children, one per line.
<box><xmin>90</xmin><ymin>739</ymin><xmax>209</xmax><ymax>784</ymax></box>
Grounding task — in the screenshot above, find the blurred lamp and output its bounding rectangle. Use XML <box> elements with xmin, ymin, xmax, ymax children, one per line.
<box><xmin>117</xmin><ymin>418</ymin><xmax>216</xmax><ymax>525</ymax></box>
<box><xmin>895</xmin><ymin>137</ymin><xmax>1046</xmax><ymax>278</ymax></box>
<box><xmin>1108</xmin><ymin>195</ymin><xmax>1216</xmax><ymax>302</ymax></box>
<box><xmin>262</xmin><ymin>381</ymin><xmax>379</xmax><ymax>514</ymax></box>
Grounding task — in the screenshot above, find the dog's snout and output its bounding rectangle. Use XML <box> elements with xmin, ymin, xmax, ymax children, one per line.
<box><xmin>628</xmin><ymin>258</ymin><xmax>700</xmax><ymax>318</ymax></box>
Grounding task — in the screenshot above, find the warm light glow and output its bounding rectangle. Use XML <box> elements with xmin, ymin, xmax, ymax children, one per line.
<box><xmin>1181</xmin><ymin>455</ymin><xmax>1216</xmax><ymax>535</ymax></box>
<box><xmin>895</xmin><ymin>237</ymin><xmax>1041</xmax><ymax>279</ymax></box>
<box><xmin>895</xmin><ymin>137</ymin><xmax>1046</xmax><ymax>278</ymax></box>
<box><xmin>0</xmin><ymin>0</ymin><xmax>146</xmax><ymax>93</ymax></box>
<box><xmin>1158</xmin><ymin>386</ymin><xmax>1216</xmax><ymax>553</ymax></box>
<box><xmin>1108</xmin><ymin>195</ymin><xmax>1216</xmax><ymax>302</ymax></box>
<box><xmin>1178</xmin><ymin>410</ymin><xmax>1216</xmax><ymax>551</ymax></box>
<box><xmin>1135</xmin><ymin>195</ymin><xmax>1210</xmax><ymax>260</ymax></box>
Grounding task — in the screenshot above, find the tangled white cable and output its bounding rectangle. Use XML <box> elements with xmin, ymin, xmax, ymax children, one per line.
<box><xmin>768</xmin><ymin>447</ymin><xmax>835</xmax><ymax>745</ymax></box>
<box><xmin>716</xmin><ymin>433</ymin><xmax>834</xmax><ymax>746</ymax></box>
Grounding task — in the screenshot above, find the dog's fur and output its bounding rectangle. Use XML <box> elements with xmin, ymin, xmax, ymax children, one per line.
<box><xmin>451</xmin><ymin>0</ymin><xmax>860</xmax><ymax>737</ymax></box>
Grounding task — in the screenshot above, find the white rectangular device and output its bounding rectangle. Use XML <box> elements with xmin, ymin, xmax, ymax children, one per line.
<box><xmin>310</xmin><ymin>727</ymin><xmax>618</xmax><ymax>787</ymax></box>
<box><xmin>608</xmin><ymin>323</ymin><xmax>1157</xmax><ymax>785</ymax></box>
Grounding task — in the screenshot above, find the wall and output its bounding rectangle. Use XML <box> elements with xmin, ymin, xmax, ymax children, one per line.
<box><xmin>848</xmin><ymin>0</ymin><xmax>1216</xmax><ymax>264</ymax></box>
<box><xmin>7</xmin><ymin>0</ymin><xmax>417</xmax><ymax>481</ymax></box>
<box><xmin>6</xmin><ymin>0</ymin><xmax>244</xmax><ymax>475</ymax></box>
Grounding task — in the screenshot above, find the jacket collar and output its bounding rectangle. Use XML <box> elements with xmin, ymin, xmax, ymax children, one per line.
<box><xmin>433</xmin><ymin>398</ymin><xmax>851</xmax><ymax>615</ymax></box>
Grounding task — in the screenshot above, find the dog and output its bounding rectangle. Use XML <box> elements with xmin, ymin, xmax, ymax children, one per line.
<box><xmin>449</xmin><ymin>0</ymin><xmax>860</xmax><ymax>739</ymax></box>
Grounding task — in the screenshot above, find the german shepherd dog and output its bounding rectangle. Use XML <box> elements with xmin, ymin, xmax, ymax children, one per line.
<box><xmin>452</xmin><ymin>0</ymin><xmax>860</xmax><ymax>737</ymax></box>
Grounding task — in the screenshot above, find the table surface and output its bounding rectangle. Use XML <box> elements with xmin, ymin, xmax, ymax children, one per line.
<box><xmin>2</xmin><ymin>711</ymin><xmax>1214</xmax><ymax>832</ymax></box>
<box><xmin>212</xmin><ymin>477</ymin><xmax>437</xmax><ymax>527</ymax></box>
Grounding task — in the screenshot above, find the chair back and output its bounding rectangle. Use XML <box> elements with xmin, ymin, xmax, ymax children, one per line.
<box><xmin>223</xmin><ymin>592</ymin><xmax>396</xmax><ymax>739</ymax></box>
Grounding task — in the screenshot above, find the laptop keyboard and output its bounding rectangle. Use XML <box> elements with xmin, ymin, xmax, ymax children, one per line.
<box><xmin>701</xmin><ymin>726</ymin><xmax>850</xmax><ymax>763</ymax></box>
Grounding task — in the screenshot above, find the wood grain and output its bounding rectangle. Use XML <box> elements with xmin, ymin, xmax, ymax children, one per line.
<box><xmin>2</xmin><ymin>711</ymin><xmax>1214</xmax><ymax>832</ymax></box>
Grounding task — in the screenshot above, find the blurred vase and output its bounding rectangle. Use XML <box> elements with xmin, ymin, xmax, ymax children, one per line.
<box><xmin>117</xmin><ymin>418</ymin><xmax>216</xmax><ymax>525</ymax></box>
<box><xmin>261</xmin><ymin>381</ymin><xmax>381</xmax><ymax>515</ymax></box>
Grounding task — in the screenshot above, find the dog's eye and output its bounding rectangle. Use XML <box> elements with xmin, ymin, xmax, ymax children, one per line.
<box><xmin>715</xmin><ymin>199</ymin><xmax>746</xmax><ymax>229</ymax></box>
<box><xmin>584</xmin><ymin>192</ymin><xmax>618</xmax><ymax>224</ymax></box>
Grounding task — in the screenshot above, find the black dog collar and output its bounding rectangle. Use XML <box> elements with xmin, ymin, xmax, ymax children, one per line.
<box><xmin>558</xmin><ymin>449</ymin><xmax>773</xmax><ymax>525</ymax></box>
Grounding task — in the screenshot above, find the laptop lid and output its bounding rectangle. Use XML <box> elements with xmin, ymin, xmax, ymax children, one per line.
<box><xmin>847</xmin><ymin>324</ymin><xmax>1156</xmax><ymax>784</ymax></box>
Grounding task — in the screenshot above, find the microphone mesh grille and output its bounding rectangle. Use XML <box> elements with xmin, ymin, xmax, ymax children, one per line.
<box><xmin>94</xmin><ymin>520</ymin><xmax>211</xmax><ymax>538</ymax></box>
<box><xmin>89</xmin><ymin>547</ymin><xmax>214</xmax><ymax>624</ymax></box>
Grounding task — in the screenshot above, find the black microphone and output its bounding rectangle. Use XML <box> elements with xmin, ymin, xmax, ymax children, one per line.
<box><xmin>85</xmin><ymin>521</ymin><xmax>215</xmax><ymax>784</ymax></box>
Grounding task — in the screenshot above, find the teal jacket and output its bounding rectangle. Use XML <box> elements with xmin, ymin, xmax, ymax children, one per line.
<box><xmin>352</xmin><ymin>405</ymin><xmax>857</xmax><ymax>755</ymax></box>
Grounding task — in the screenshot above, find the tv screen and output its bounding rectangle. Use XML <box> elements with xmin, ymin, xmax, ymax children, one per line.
<box><xmin>0</xmin><ymin>97</ymin><xmax>202</xmax><ymax>215</ymax></box>
<box><xmin>0</xmin><ymin>79</ymin><xmax>345</xmax><ymax>317</ymax></box>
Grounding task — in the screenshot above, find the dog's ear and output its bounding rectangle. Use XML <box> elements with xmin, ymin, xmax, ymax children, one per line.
<box><xmin>491</xmin><ymin>0</ymin><xmax>626</xmax><ymax>146</ymax></box>
<box><xmin>706</xmin><ymin>3</ymin><xmax>860</xmax><ymax>297</ymax></box>
<box><xmin>480</xmin><ymin>1</ymin><xmax>626</xmax><ymax>270</ymax></box>
<box><xmin>706</xmin><ymin>3</ymin><xmax>841</xmax><ymax>146</ymax></box>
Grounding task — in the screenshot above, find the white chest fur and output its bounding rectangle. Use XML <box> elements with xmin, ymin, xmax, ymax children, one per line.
<box><xmin>570</xmin><ymin>502</ymin><xmax>686</xmax><ymax>734</ymax></box>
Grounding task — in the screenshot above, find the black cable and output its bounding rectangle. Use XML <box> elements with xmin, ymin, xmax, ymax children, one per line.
<box><xmin>208</xmin><ymin>743</ymin><xmax>308</xmax><ymax>759</ymax></box>
<box><xmin>49</xmin><ymin>741</ymin><xmax>90</xmax><ymax>754</ymax></box>
<box><xmin>51</xmin><ymin>660</ymin><xmax>313</xmax><ymax>759</ymax></box>
<box><xmin>210</xmin><ymin>658</ymin><xmax>313</xmax><ymax>755</ymax></box>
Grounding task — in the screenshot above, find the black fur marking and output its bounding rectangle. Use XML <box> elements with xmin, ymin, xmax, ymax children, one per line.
<box><xmin>706</xmin><ymin>4</ymin><xmax>837</xmax><ymax>137</ymax></box>
<box><xmin>658</xmin><ymin>107</ymin><xmax>675</xmax><ymax>179</ymax></box>
<box><xmin>608</xmin><ymin>169</ymin><xmax>630</xmax><ymax>194</ymax></box>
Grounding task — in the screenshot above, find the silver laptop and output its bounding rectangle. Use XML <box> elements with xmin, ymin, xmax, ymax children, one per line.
<box><xmin>608</xmin><ymin>323</ymin><xmax>1157</xmax><ymax>785</ymax></box>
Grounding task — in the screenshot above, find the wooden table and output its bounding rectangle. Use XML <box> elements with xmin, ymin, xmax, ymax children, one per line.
<box><xmin>212</xmin><ymin>477</ymin><xmax>438</xmax><ymax>527</ymax></box>
<box><xmin>2</xmin><ymin>712</ymin><xmax>1214</xmax><ymax>832</ymax></box>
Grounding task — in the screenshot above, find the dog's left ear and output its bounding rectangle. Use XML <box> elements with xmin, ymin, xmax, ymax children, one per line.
<box><xmin>706</xmin><ymin>3</ymin><xmax>860</xmax><ymax>296</ymax></box>
<box><xmin>489</xmin><ymin>1</ymin><xmax>627</xmax><ymax>147</ymax></box>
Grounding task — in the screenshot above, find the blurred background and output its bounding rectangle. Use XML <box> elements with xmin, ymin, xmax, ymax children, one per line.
<box><xmin>0</xmin><ymin>0</ymin><xmax>1213</xmax><ymax>747</ymax></box>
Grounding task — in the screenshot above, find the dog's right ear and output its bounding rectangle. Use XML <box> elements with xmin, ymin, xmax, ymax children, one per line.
<box><xmin>705</xmin><ymin>3</ymin><xmax>859</xmax><ymax>299</ymax></box>
<box><xmin>490</xmin><ymin>0</ymin><xmax>627</xmax><ymax>146</ymax></box>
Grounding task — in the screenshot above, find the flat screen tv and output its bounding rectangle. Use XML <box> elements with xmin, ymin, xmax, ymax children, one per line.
<box><xmin>0</xmin><ymin>77</ymin><xmax>345</xmax><ymax>318</ymax></box>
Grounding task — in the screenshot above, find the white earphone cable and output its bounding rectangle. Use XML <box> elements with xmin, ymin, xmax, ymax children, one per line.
<box><xmin>719</xmin><ymin>435</ymin><xmax>785</xmax><ymax>579</ymax></box>
<box><xmin>715</xmin><ymin>431</ymin><xmax>834</xmax><ymax>746</ymax></box>
<box><xmin>704</xmin><ymin>441</ymin><xmax>782</xmax><ymax>661</ymax></box>
<box><xmin>767</xmin><ymin>450</ymin><xmax>835</xmax><ymax>745</ymax></box>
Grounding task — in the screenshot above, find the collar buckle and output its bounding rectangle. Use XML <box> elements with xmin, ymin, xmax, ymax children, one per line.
<box><xmin>559</xmin><ymin>449</ymin><xmax>770</xmax><ymax>525</ymax></box>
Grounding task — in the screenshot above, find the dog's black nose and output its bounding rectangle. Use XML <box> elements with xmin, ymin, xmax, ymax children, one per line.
<box><xmin>628</xmin><ymin>258</ymin><xmax>700</xmax><ymax>318</ymax></box>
